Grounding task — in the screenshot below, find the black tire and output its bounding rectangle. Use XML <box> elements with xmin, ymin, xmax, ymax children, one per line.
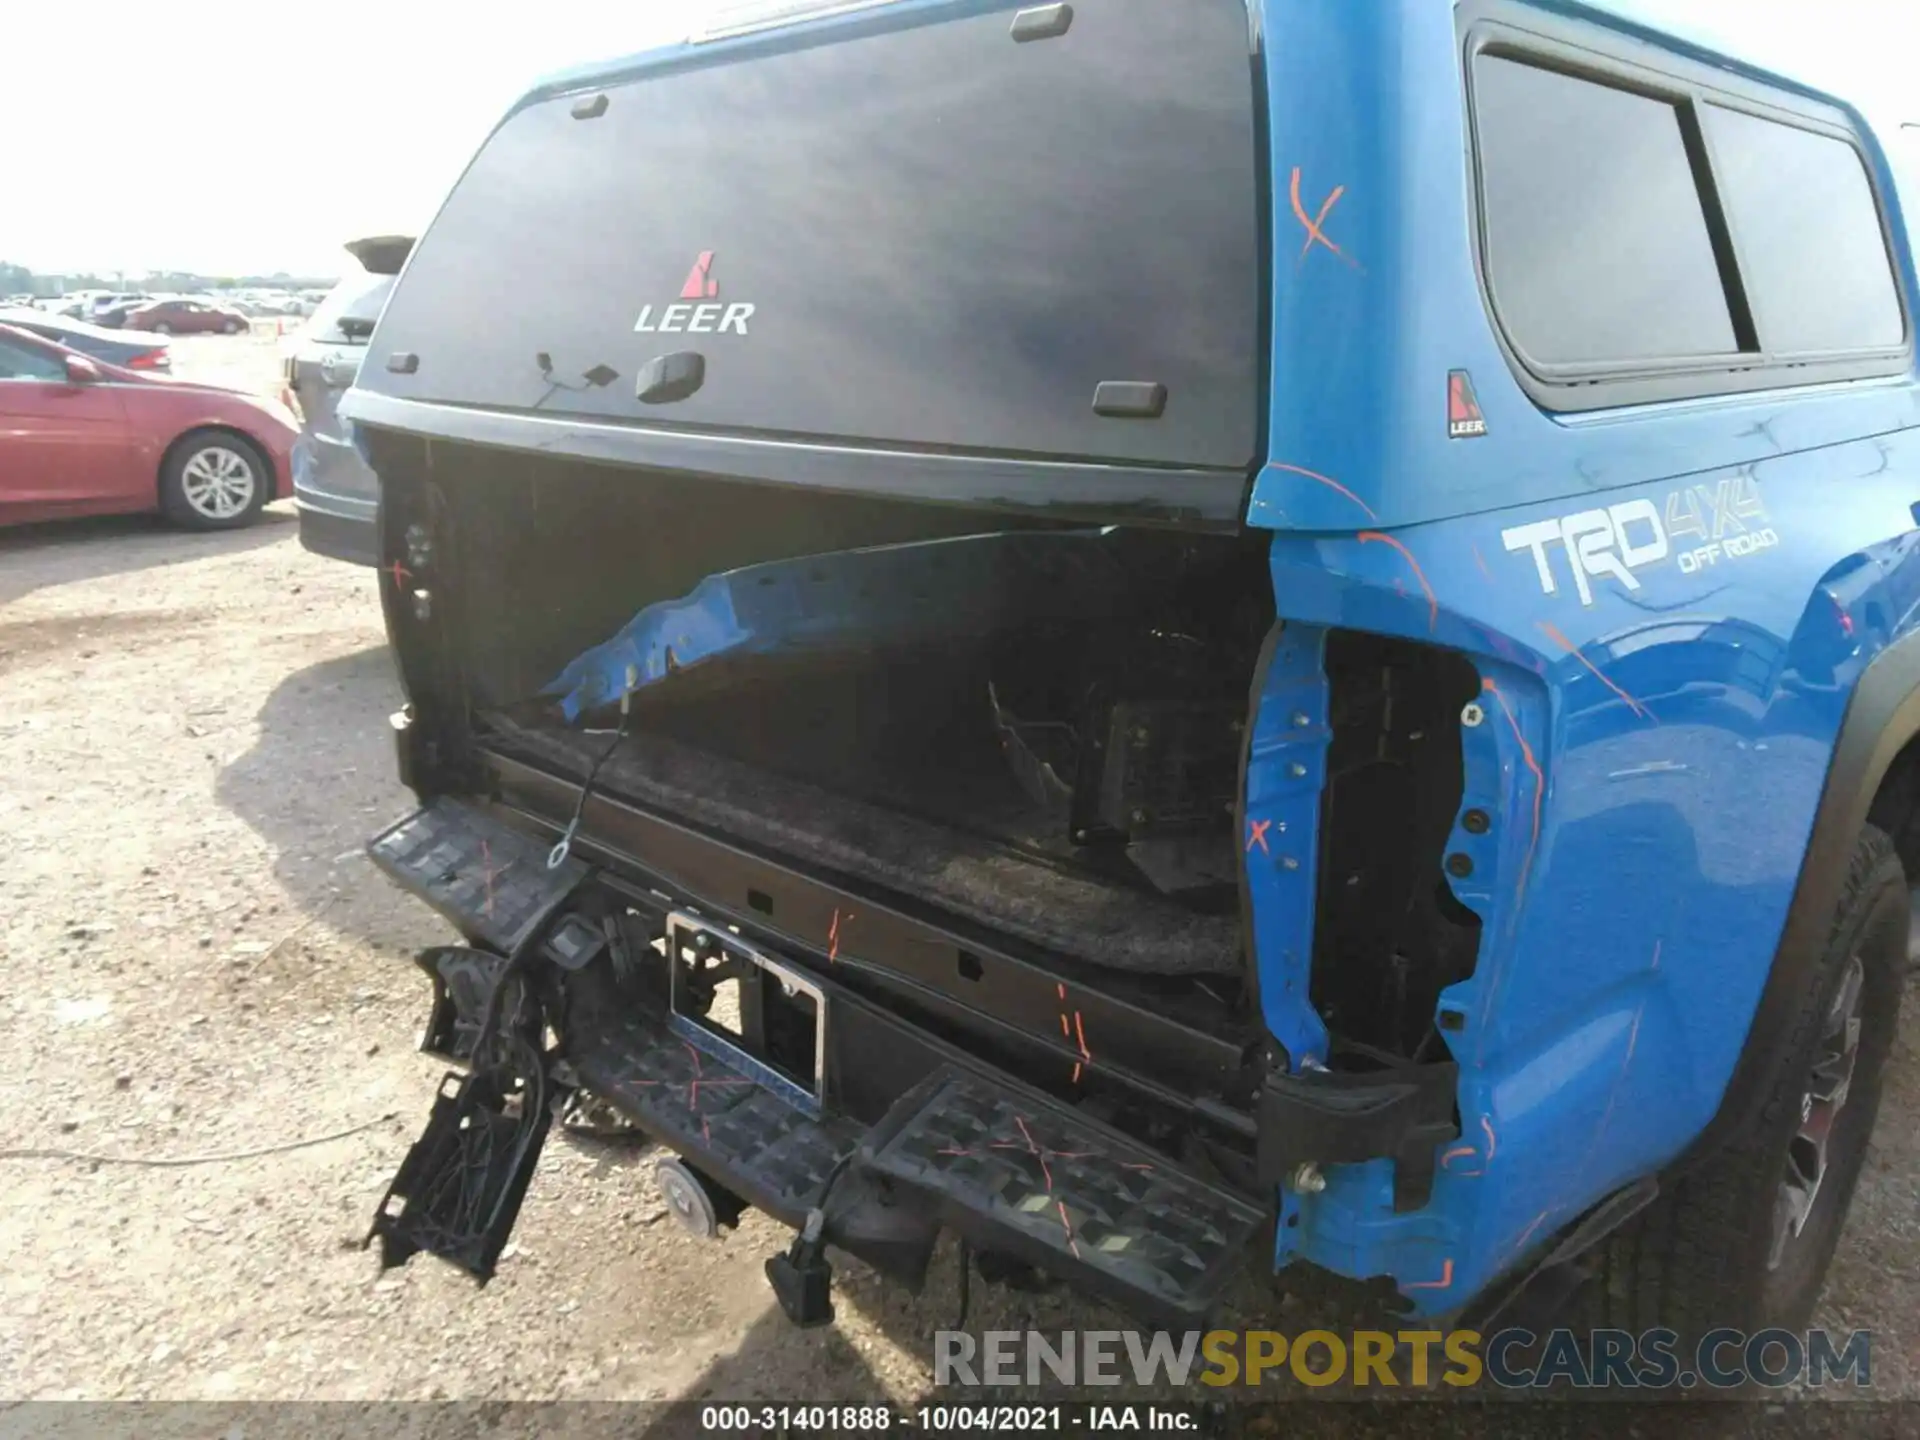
<box><xmin>158</xmin><ymin>431</ymin><xmax>271</xmax><ymax>531</ymax></box>
<box><xmin>1573</xmin><ymin>824</ymin><xmax>1905</xmax><ymax>1342</ymax></box>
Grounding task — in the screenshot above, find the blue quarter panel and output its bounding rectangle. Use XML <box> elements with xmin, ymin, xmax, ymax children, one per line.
<box><xmin>1245</xmin><ymin>0</ymin><xmax>1920</xmax><ymax>1311</ymax></box>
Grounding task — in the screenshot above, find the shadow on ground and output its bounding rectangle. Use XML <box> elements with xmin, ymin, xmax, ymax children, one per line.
<box><xmin>215</xmin><ymin>641</ymin><xmax>427</xmax><ymax>949</ymax></box>
<box><xmin>615</xmin><ymin>1239</ymin><xmax>1771</xmax><ymax>1439</ymax></box>
<box><xmin>0</xmin><ymin>506</ymin><xmax>297</xmax><ymax>606</ymax></box>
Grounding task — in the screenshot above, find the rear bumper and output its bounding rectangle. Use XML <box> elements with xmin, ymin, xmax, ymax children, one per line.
<box><xmin>292</xmin><ymin>435</ymin><xmax>379</xmax><ymax>566</ymax></box>
<box><xmin>365</xmin><ymin>798</ymin><xmax>1265</xmax><ymax>1325</ymax></box>
<box><xmin>295</xmin><ymin>500</ymin><xmax>378</xmax><ymax>566</ymax></box>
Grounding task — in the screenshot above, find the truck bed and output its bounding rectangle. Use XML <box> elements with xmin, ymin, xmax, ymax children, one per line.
<box><xmin>482</xmin><ymin>714</ymin><xmax>1243</xmax><ymax>977</ymax></box>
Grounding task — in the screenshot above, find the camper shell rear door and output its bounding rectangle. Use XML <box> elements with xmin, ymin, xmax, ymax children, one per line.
<box><xmin>345</xmin><ymin>0</ymin><xmax>1266</xmax><ymax>527</ymax></box>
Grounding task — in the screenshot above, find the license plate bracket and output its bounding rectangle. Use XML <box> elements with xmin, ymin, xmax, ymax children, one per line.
<box><xmin>665</xmin><ymin>911</ymin><xmax>826</xmax><ymax>1116</ymax></box>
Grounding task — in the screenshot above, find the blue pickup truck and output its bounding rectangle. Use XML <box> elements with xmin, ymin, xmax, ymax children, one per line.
<box><xmin>343</xmin><ymin>0</ymin><xmax>1918</xmax><ymax>1341</ymax></box>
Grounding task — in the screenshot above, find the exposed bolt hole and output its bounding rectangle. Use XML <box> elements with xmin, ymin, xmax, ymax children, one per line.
<box><xmin>746</xmin><ymin>889</ymin><xmax>774</xmax><ymax>915</ymax></box>
<box><xmin>1462</xmin><ymin>808</ymin><xmax>1491</xmax><ymax>835</ymax></box>
<box><xmin>957</xmin><ymin>950</ymin><xmax>984</xmax><ymax>982</ymax></box>
<box><xmin>1438</xmin><ymin>1010</ymin><xmax>1465</xmax><ymax>1032</ymax></box>
<box><xmin>1445</xmin><ymin>853</ymin><xmax>1474</xmax><ymax>879</ymax></box>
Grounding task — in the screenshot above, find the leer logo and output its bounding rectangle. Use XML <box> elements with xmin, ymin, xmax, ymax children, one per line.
<box><xmin>1448</xmin><ymin>369</ymin><xmax>1487</xmax><ymax>439</ymax></box>
<box><xmin>635</xmin><ymin>251</ymin><xmax>755</xmax><ymax>336</ymax></box>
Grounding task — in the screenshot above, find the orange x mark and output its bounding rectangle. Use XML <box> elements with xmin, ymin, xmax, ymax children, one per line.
<box><xmin>1290</xmin><ymin>166</ymin><xmax>1361</xmax><ymax>270</ymax></box>
<box><xmin>1247</xmin><ymin>818</ymin><xmax>1272</xmax><ymax>855</ymax></box>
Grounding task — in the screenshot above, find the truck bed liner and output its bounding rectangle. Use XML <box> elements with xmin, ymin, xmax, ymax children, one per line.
<box><xmin>483</xmin><ymin>717</ymin><xmax>1242</xmax><ymax>976</ymax></box>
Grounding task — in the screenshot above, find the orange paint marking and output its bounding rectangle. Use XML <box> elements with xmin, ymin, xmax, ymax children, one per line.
<box><xmin>683</xmin><ymin>1041</ymin><xmax>704</xmax><ymax>1111</ymax></box>
<box><xmin>1014</xmin><ymin>1115</ymin><xmax>1054</xmax><ymax>1194</ymax></box>
<box><xmin>1480</xmin><ymin>1115</ymin><xmax>1497</xmax><ymax>1162</ymax></box>
<box><xmin>1472</xmin><ymin>544</ymin><xmax>1494</xmax><ymax>582</ymax></box>
<box><xmin>1404</xmin><ymin>1258</ymin><xmax>1454</xmax><ymax>1290</ymax></box>
<box><xmin>1267</xmin><ymin>462</ymin><xmax>1378</xmax><ymax>522</ymax></box>
<box><xmin>1247</xmin><ymin>818</ymin><xmax>1272</xmax><ymax>854</ymax></box>
<box><xmin>1440</xmin><ymin>1145</ymin><xmax>1477</xmax><ymax>1167</ymax></box>
<box><xmin>1481</xmin><ymin>679</ymin><xmax>1543</xmax><ymax>900</ymax></box>
<box><xmin>1537</xmin><ymin>621</ymin><xmax>1655</xmax><ymax>722</ymax></box>
<box><xmin>1057</xmin><ymin>1201</ymin><xmax>1081</xmax><ymax>1258</ymax></box>
<box><xmin>1289</xmin><ymin>166</ymin><xmax>1361</xmax><ymax>270</ymax></box>
<box><xmin>827</xmin><ymin>907</ymin><xmax>854</xmax><ymax>963</ymax></box>
<box><xmin>1054</xmin><ymin>981</ymin><xmax>1092</xmax><ymax>1084</ymax></box>
<box><xmin>1357</xmin><ymin>531</ymin><xmax>1439</xmax><ymax>633</ymax></box>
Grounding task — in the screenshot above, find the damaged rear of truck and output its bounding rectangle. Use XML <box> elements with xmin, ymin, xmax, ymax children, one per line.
<box><xmin>344</xmin><ymin>0</ymin><xmax>1920</xmax><ymax>1334</ymax></box>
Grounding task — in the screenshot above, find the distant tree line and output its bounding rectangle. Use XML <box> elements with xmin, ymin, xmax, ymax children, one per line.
<box><xmin>0</xmin><ymin>261</ymin><xmax>339</xmax><ymax>297</ymax></box>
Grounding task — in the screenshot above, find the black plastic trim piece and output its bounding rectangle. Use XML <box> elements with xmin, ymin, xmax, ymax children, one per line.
<box><xmin>1092</xmin><ymin>381</ymin><xmax>1168</xmax><ymax>418</ymax></box>
<box><xmin>385</xmin><ymin>352</ymin><xmax>420</xmax><ymax>375</ymax></box>
<box><xmin>1456</xmin><ymin>1</ymin><xmax>1913</xmax><ymax>413</ymax></box>
<box><xmin>1256</xmin><ymin>1058</ymin><xmax>1460</xmax><ymax>1212</ymax></box>
<box><xmin>636</xmin><ymin>350</ymin><xmax>706</xmax><ymax>405</ymax></box>
<box><xmin>570</xmin><ymin>93</ymin><xmax>609</xmax><ymax>119</ymax></box>
<box><xmin>1688</xmin><ymin>627</ymin><xmax>1920</xmax><ymax>1163</ymax></box>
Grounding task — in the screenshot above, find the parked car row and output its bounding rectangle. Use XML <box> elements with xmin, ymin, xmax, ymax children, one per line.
<box><xmin>0</xmin><ymin>322</ymin><xmax>295</xmax><ymax>531</ymax></box>
<box><xmin>46</xmin><ymin>292</ymin><xmax>255</xmax><ymax>333</ymax></box>
<box><xmin>2</xmin><ymin>235</ymin><xmax>409</xmax><ymax>545</ymax></box>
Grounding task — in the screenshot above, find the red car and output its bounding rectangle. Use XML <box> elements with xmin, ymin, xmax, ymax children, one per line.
<box><xmin>0</xmin><ymin>323</ymin><xmax>295</xmax><ymax>530</ymax></box>
<box><xmin>121</xmin><ymin>298</ymin><xmax>251</xmax><ymax>335</ymax></box>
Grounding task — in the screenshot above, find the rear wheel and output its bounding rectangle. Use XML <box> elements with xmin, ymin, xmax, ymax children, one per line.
<box><xmin>153</xmin><ymin>321</ymin><xmax>173</xmax><ymax>334</ymax></box>
<box><xmin>159</xmin><ymin>432</ymin><xmax>269</xmax><ymax>530</ymax></box>
<box><xmin>1574</xmin><ymin>825</ymin><xmax>1905</xmax><ymax>1340</ymax></box>
<box><xmin>222</xmin><ymin>318</ymin><xmax>244</xmax><ymax>334</ymax></box>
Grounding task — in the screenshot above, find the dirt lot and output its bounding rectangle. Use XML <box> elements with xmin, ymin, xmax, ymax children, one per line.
<box><xmin>2</xmin><ymin>329</ymin><xmax>1917</xmax><ymax>1423</ymax></box>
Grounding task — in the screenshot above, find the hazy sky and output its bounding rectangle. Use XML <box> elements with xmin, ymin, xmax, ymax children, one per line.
<box><xmin>2</xmin><ymin>1</ymin><xmax>1913</xmax><ymax>279</ymax></box>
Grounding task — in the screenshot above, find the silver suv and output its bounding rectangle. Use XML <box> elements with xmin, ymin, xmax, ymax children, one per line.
<box><xmin>288</xmin><ymin>236</ymin><xmax>412</xmax><ymax>565</ymax></box>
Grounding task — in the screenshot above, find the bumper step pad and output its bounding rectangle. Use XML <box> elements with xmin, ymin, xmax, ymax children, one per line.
<box><xmin>860</xmin><ymin>1070</ymin><xmax>1264</xmax><ymax>1324</ymax></box>
<box><xmin>570</xmin><ymin>1014</ymin><xmax>865</xmax><ymax>1226</ymax></box>
<box><xmin>368</xmin><ymin>799</ymin><xmax>586</xmax><ymax>952</ymax></box>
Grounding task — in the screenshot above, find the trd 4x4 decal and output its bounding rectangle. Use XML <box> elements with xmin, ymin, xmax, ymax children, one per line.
<box><xmin>1502</xmin><ymin>474</ymin><xmax>1778</xmax><ymax>605</ymax></box>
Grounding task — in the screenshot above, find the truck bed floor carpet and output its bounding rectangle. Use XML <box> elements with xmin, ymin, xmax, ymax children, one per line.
<box><xmin>483</xmin><ymin>717</ymin><xmax>1242</xmax><ymax>976</ymax></box>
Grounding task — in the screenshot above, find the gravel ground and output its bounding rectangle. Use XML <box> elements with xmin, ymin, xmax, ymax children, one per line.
<box><xmin>0</xmin><ymin>331</ymin><xmax>1915</xmax><ymax>1428</ymax></box>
